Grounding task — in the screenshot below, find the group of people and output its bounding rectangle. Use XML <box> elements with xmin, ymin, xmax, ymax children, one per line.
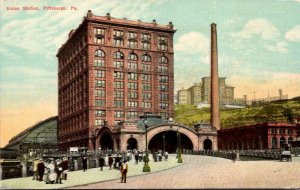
<box><xmin>32</xmin><ymin>157</ymin><xmax>69</xmax><ymax>184</ymax></box>
<box><xmin>152</xmin><ymin>150</ymin><xmax>169</xmax><ymax>162</ymax></box>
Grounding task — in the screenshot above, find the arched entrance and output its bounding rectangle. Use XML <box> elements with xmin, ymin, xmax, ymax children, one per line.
<box><xmin>272</xmin><ymin>137</ymin><xmax>277</xmax><ymax>149</ymax></box>
<box><xmin>127</xmin><ymin>138</ymin><xmax>137</xmax><ymax>150</ymax></box>
<box><xmin>148</xmin><ymin>131</ymin><xmax>193</xmax><ymax>153</ymax></box>
<box><xmin>280</xmin><ymin>137</ymin><xmax>286</xmax><ymax>148</ymax></box>
<box><xmin>99</xmin><ymin>132</ymin><xmax>114</xmax><ymax>150</ymax></box>
<box><xmin>203</xmin><ymin>139</ymin><xmax>212</xmax><ymax>150</ymax></box>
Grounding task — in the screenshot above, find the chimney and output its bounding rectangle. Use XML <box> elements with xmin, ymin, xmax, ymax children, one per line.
<box><xmin>210</xmin><ymin>23</ymin><xmax>220</xmax><ymax>130</ymax></box>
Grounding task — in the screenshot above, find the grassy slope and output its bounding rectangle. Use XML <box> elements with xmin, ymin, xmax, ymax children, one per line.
<box><xmin>174</xmin><ymin>98</ymin><xmax>300</xmax><ymax>128</ymax></box>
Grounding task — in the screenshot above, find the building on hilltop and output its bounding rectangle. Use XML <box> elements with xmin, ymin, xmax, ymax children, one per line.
<box><xmin>57</xmin><ymin>11</ymin><xmax>176</xmax><ymax>150</ymax></box>
<box><xmin>177</xmin><ymin>77</ymin><xmax>235</xmax><ymax>107</ymax></box>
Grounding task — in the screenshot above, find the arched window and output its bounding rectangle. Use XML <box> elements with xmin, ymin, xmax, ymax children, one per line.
<box><xmin>128</xmin><ymin>53</ymin><xmax>138</xmax><ymax>61</ymax></box>
<box><xmin>280</xmin><ymin>137</ymin><xmax>286</xmax><ymax>148</ymax></box>
<box><xmin>288</xmin><ymin>137</ymin><xmax>293</xmax><ymax>144</ymax></box>
<box><xmin>95</xmin><ymin>49</ymin><xmax>105</xmax><ymax>57</ymax></box>
<box><xmin>142</xmin><ymin>54</ymin><xmax>151</xmax><ymax>62</ymax></box>
<box><xmin>114</xmin><ymin>51</ymin><xmax>124</xmax><ymax>59</ymax></box>
<box><xmin>271</xmin><ymin>137</ymin><xmax>277</xmax><ymax>149</ymax></box>
<box><xmin>159</xmin><ymin>56</ymin><xmax>168</xmax><ymax>64</ymax></box>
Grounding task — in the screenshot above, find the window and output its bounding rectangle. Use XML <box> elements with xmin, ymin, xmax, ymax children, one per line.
<box><xmin>94</xmin><ymin>28</ymin><xmax>105</xmax><ymax>44</ymax></box>
<box><xmin>142</xmin><ymin>92</ymin><xmax>151</xmax><ymax>100</ymax></box>
<box><xmin>95</xmin><ymin>49</ymin><xmax>105</xmax><ymax>57</ymax></box>
<box><xmin>128</xmin><ymin>73</ymin><xmax>138</xmax><ymax>80</ymax></box>
<box><xmin>271</xmin><ymin>137</ymin><xmax>277</xmax><ymax>149</ymax></box>
<box><xmin>128</xmin><ymin>91</ymin><xmax>138</xmax><ymax>99</ymax></box>
<box><xmin>158</xmin><ymin>65</ymin><xmax>168</xmax><ymax>72</ymax></box>
<box><xmin>95</xmin><ymin>110</ymin><xmax>106</xmax><ymax>117</ymax></box>
<box><xmin>158</xmin><ymin>36</ymin><xmax>168</xmax><ymax>51</ymax></box>
<box><xmin>127</xmin><ymin>111</ymin><xmax>138</xmax><ymax>119</ymax></box>
<box><xmin>114</xmin><ymin>111</ymin><xmax>124</xmax><ymax>118</ymax></box>
<box><xmin>160</xmin><ymin>56</ymin><xmax>168</xmax><ymax>64</ymax></box>
<box><xmin>160</xmin><ymin>112</ymin><xmax>169</xmax><ymax>120</ymax></box>
<box><xmin>95</xmin><ymin>89</ymin><xmax>105</xmax><ymax>97</ymax></box>
<box><xmin>114</xmin><ymin>100</ymin><xmax>124</xmax><ymax>108</ymax></box>
<box><xmin>280</xmin><ymin>137</ymin><xmax>286</xmax><ymax>148</ymax></box>
<box><xmin>279</xmin><ymin>129</ymin><xmax>285</xmax><ymax>134</ymax></box>
<box><xmin>95</xmin><ymin>119</ymin><xmax>104</xmax><ymax>126</ymax></box>
<box><xmin>114</xmin><ymin>81</ymin><xmax>124</xmax><ymax>89</ymax></box>
<box><xmin>142</xmin><ymin>74</ymin><xmax>151</xmax><ymax>81</ymax></box>
<box><xmin>287</xmin><ymin>129</ymin><xmax>293</xmax><ymax>135</ymax></box>
<box><xmin>113</xmin><ymin>61</ymin><xmax>124</xmax><ymax>68</ymax></box>
<box><xmin>128</xmin><ymin>62</ymin><xmax>137</xmax><ymax>70</ymax></box>
<box><xmin>127</xmin><ymin>32</ymin><xmax>137</xmax><ymax>48</ymax></box>
<box><xmin>141</xmin><ymin>34</ymin><xmax>151</xmax><ymax>50</ymax></box>
<box><xmin>113</xmin><ymin>30</ymin><xmax>124</xmax><ymax>47</ymax></box>
<box><xmin>114</xmin><ymin>72</ymin><xmax>124</xmax><ymax>79</ymax></box>
<box><xmin>114</xmin><ymin>51</ymin><xmax>124</xmax><ymax>59</ymax></box>
<box><xmin>95</xmin><ymin>70</ymin><xmax>105</xmax><ymax>78</ymax></box>
<box><xmin>95</xmin><ymin>99</ymin><xmax>105</xmax><ymax>107</ymax></box>
<box><xmin>142</xmin><ymin>102</ymin><xmax>151</xmax><ymax>108</ymax></box>
<box><xmin>94</xmin><ymin>59</ymin><xmax>105</xmax><ymax>67</ymax></box>
<box><xmin>142</xmin><ymin>54</ymin><xmax>151</xmax><ymax>62</ymax></box>
<box><xmin>128</xmin><ymin>53</ymin><xmax>138</xmax><ymax>61</ymax></box>
<box><xmin>159</xmin><ymin>75</ymin><xmax>168</xmax><ymax>83</ymax></box>
<box><xmin>159</xmin><ymin>84</ymin><xmax>168</xmax><ymax>91</ymax></box>
<box><xmin>142</xmin><ymin>83</ymin><xmax>151</xmax><ymax>91</ymax></box>
<box><xmin>159</xmin><ymin>103</ymin><xmax>168</xmax><ymax>109</ymax></box>
<box><xmin>96</xmin><ymin>80</ymin><xmax>105</xmax><ymax>87</ymax></box>
<box><xmin>160</xmin><ymin>93</ymin><xmax>168</xmax><ymax>101</ymax></box>
<box><xmin>114</xmin><ymin>91</ymin><xmax>124</xmax><ymax>98</ymax></box>
<box><xmin>128</xmin><ymin>101</ymin><xmax>138</xmax><ymax>108</ymax></box>
<box><xmin>142</xmin><ymin>63</ymin><xmax>151</xmax><ymax>71</ymax></box>
<box><xmin>128</xmin><ymin>82</ymin><xmax>138</xmax><ymax>90</ymax></box>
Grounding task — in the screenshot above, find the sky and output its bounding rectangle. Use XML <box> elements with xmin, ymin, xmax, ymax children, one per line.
<box><xmin>1</xmin><ymin>0</ymin><xmax>300</xmax><ymax>147</ymax></box>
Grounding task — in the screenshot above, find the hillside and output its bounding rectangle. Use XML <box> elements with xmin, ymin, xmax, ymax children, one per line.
<box><xmin>174</xmin><ymin>97</ymin><xmax>300</xmax><ymax>128</ymax></box>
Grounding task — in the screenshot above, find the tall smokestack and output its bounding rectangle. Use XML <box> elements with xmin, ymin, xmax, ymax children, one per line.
<box><xmin>210</xmin><ymin>23</ymin><xmax>220</xmax><ymax>130</ymax></box>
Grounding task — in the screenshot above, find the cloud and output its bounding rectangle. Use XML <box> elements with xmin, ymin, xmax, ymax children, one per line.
<box><xmin>266</xmin><ymin>41</ymin><xmax>288</xmax><ymax>53</ymax></box>
<box><xmin>227</xmin><ymin>72</ymin><xmax>300</xmax><ymax>99</ymax></box>
<box><xmin>231</xmin><ymin>18</ymin><xmax>280</xmax><ymax>40</ymax></box>
<box><xmin>174</xmin><ymin>32</ymin><xmax>209</xmax><ymax>64</ymax></box>
<box><xmin>285</xmin><ymin>25</ymin><xmax>300</xmax><ymax>42</ymax></box>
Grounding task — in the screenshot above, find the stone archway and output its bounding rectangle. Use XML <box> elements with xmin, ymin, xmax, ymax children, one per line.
<box><xmin>127</xmin><ymin>138</ymin><xmax>137</xmax><ymax>150</ymax></box>
<box><xmin>147</xmin><ymin>124</ymin><xmax>199</xmax><ymax>151</ymax></box>
<box><xmin>97</xmin><ymin>127</ymin><xmax>114</xmax><ymax>150</ymax></box>
<box><xmin>203</xmin><ymin>139</ymin><xmax>212</xmax><ymax>150</ymax></box>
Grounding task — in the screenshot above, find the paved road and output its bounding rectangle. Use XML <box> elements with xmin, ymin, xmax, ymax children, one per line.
<box><xmin>70</xmin><ymin>155</ymin><xmax>300</xmax><ymax>189</ymax></box>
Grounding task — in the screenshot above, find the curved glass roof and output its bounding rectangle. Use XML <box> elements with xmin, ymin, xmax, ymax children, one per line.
<box><xmin>5</xmin><ymin>116</ymin><xmax>58</xmax><ymax>149</ymax></box>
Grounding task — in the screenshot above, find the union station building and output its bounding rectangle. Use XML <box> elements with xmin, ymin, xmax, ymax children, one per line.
<box><xmin>56</xmin><ymin>11</ymin><xmax>218</xmax><ymax>152</ymax></box>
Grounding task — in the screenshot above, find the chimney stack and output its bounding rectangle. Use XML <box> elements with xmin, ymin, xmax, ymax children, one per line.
<box><xmin>210</xmin><ymin>23</ymin><xmax>220</xmax><ymax>130</ymax></box>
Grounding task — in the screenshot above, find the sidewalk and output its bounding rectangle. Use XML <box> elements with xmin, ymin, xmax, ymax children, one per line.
<box><xmin>0</xmin><ymin>154</ymin><xmax>181</xmax><ymax>189</ymax></box>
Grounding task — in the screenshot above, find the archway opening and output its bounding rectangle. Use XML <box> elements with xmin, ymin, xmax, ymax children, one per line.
<box><xmin>127</xmin><ymin>138</ymin><xmax>137</xmax><ymax>150</ymax></box>
<box><xmin>280</xmin><ymin>137</ymin><xmax>286</xmax><ymax>148</ymax></box>
<box><xmin>148</xmin><ymin>131</ymin><xmax>193</xmax><ymax>153</ymax></box>
<box><xmin>272</xmin><ymin>137</ymin><xmax>277</xmax><ymax>149</ymax></box>
<box><xmin>99</xmin><ymin>132</ymin><xmax>114</xmax><ymax>150</ymax></box>
<box><xmin>203</xmin><ymin>139</ymin><xmax>212</xmax><ymax>150</ymax></box>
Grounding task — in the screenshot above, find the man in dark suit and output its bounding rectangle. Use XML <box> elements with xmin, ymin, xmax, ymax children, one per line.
<box><xmin>99</xmin><ymin>155</ymin><xmax>105</xmax><ymax>171</ymax></box>
<box><xmin>37</xmin><ymin>159</ymin><xmax>45</xmax><ymax>182</ymax></box>
<box><xmin>120</xmin><ymin>160</ymin><xmax>128</xmax><ymax>183</ymax></box>
<box><xmin>82</xmin><ymin>156</ymin><xmax>87</xmax><ymax>172</ymax></box>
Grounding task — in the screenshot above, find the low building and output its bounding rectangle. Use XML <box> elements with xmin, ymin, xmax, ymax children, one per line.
<box><xmin>218</xmin><ymin>122</ymin><xmax>300</xmax><ymax>150</ymax></box>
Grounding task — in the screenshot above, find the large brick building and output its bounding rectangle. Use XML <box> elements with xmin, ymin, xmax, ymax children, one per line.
<box><xmin>218</xmin><ymin>122</ymin><xmax>300</xmax><ymax>150</ymax></box>
<box><xmin>57</xmin><ymin>11</ymin><xmax>176</xmax><ymax>150</ymax></box>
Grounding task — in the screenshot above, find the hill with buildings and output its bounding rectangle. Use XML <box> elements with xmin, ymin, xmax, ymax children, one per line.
<box><xmin>174</xmin><ymin>97</ymin><xmax>300</xmax><ymax>128</ymax></box>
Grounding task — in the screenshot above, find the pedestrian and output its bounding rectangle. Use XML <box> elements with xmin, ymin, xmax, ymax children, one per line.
<box><xmin>108</xmin><ymin>154</ymin><xmax>113</xmax><ymax>170</ymax></box>
<box><xmin>61</xmin><ymin>157</ymin><xmax>69</xmax><ymax>180</ymax></box>
<box><xmin>55</xmin><ymin>159</ymin><xmax>63</xmax><ymax>184</ymax></box>
<box><xmin>158</xmin><ymin>151</ymin><xmax>162</xmax><ymax>161</ymax></box>
<box><xmin>164</xmin><ymin>151</ymin><xmax>169</xmax><ymax>161</ymax></box>
<box><xmin>82</xmin><ymin>156</ymin><xmax>87</xmax><ymax>172</ymax></box>
<box><xmin>37</xmin><ymin>159</ymin><xmax>45</xmax><ymax>182</ymax></box>
<box><xmin>45</xmin><ymin>160</ymin><xmax>56</xmax><ymax>184</ymax></box>
<box><xmin>32</xmin><ymin>157</ymin><xmax>39</xmax><ymax>180</ymax></box>
<box><xmin>120</xmin><ymin>160</ymin><xmax>128</xmax><ymax>183</ymax></box>
<box><xmin>134</xmin><ymin>152</ymin><xmax>139</xmax><ymax>164</ymax></box>
<box><xmin>99</xmin><ymin>155</ymin><xmax>105</xmax><ymax>171</ymax></box>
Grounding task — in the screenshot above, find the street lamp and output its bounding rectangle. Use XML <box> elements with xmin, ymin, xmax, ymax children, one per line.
<box><xmin>177</xmin><ymin>129</ymin><xmax>183</xmax><ymax>163</ymax></box>
<box><xmin>163</xmin><ymin>134</ymin><xmax>166</xmax><ymax>153</ymax></box>
<box><xmin>143</xmin><ymin>120</ymin><xmax>151</xmax><ymax>172</ymax></box>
